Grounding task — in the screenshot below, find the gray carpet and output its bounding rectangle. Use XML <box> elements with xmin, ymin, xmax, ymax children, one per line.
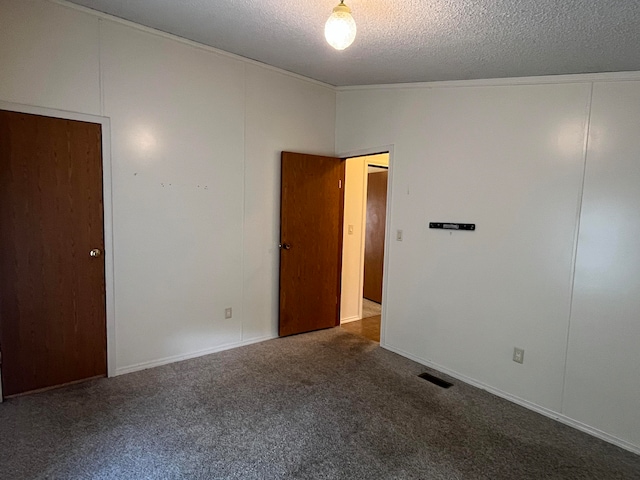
<box><xmin>1</xmin><ymin>328</ymin><xmax>639</xmax><ymax>480</ymax></box>
<box><xmin>362</xmin><ymin>298</ymin><xmax>381</xmax><ymax>318</ymax></box>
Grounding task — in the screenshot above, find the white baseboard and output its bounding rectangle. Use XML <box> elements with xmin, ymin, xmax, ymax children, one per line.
<box><xmin>114</xmin><ymin>334</ymin><xmax>277</xmax><ymax>376</ymax></box>
<box><xmin>381</xmin><ymin>342</ymin><xmax>640</xmax><ymax>456</ymax></box>
<box><xmin>340</xmin><ymin>315</ymin><xmax>361</xmax><ymax>324</ymax></box>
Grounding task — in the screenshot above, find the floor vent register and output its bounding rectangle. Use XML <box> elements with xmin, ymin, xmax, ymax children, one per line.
<box><xmin>418</xmin><ymin>372</ymin><xmax>453</xmax><ymax>389</ymax></box>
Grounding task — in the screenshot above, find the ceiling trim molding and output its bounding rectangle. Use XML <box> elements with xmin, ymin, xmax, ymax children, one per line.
<box><xmin>336</xmin><ymin>71</ymin><xmax>640</xmax><ymax>92</ymax></box>
<box><xmin>50</xmin><ymin>0</ymin><xmax>337</xmax><ymax>91</ymax></box>
<box><xmin>48</xmin><ymin>1</ymin><xmax>640</xmax><ymax>92</ymax></box>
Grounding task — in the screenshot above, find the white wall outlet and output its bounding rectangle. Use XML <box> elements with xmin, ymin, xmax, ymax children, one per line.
<box><xmin>225</xmin><ymin>307</ymin><xmax>232</xmax><ymax>319</ymax></box>
<box><xmin>396</xmin><ymin>229</ymin><xmax>403</xmax><ymax>241</ymax></box>
<box><xmin>348</xmin><ymin>224</ymin><xmax>354</xmax><ymax>235</ymax></box>
<box><xmin>513</xmin><ymin>347</ymin><xmax>524</xmax><ymax>364</ymax></box>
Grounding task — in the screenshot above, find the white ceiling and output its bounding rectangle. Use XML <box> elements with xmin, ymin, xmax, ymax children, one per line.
<box><xmin>66</xmin><ymin>0</ymin><xmax>640</xmax><ymax>86</ymax></box>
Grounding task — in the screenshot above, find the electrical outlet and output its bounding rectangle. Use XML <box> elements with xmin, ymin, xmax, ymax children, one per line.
<box><xmin>225</xmin><ymin>307</ymin><xmax>232</xmax><ymax>319</ymax></box>
<box><xmin>513</xmin><ymin>347</ymin><xmax>524</xmax><ymax>364</ymax></box>
<box><xmin>396</xmin><ymin>229</ymin><xmax>403</xmax><ymax>241</ymax></box>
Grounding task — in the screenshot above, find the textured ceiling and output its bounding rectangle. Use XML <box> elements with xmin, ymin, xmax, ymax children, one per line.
<box><xmin>66</xmin><ymin>0</ymin><xmax>640</xmax><ymax>86</ymax></box>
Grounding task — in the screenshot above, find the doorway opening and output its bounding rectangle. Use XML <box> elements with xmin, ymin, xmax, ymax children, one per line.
<box><xmin>277</xmin><ymin>148</ymin><xmax>392</xmax><ymax>343</ymax></box>
<box><xmin>339</xmin><ymin>153</ymin><xmax>389</xmax><ymax>343</ymax></box>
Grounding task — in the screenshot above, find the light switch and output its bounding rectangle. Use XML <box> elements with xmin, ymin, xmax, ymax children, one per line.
<box><xmin>396</xmin><ymin>229</ymin><xmax>403</xmax><ymax>241</ymax></box>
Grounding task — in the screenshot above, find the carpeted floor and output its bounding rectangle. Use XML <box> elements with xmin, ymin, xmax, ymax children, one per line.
<box><xmin>2</xmin><ymin>328</ymin><xmax>639</xmax><ymax>479</ymax></box>
<box><xmin>362</xmin><ymin>298</ymin><xmax>381</xmax><ymax>318</ymax></box>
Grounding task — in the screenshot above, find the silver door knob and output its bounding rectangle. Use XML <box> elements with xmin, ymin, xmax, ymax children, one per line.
<box><xmin>90</xmin><ymin>248</ymin><xmax>102</xmax><ymax>258</ymax></box>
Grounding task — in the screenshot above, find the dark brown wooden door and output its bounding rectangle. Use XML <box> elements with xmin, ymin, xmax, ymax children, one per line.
<box><xmin>0</xmin><ymin>110</ymin><xmax>107</xmax><ymax>397</ymax></box>
<box><xmin>363</xmin><ymin>170</ymin><xmax>388</xmax><ymax>303</ymax></box>
<box><xmin>279</xmin><ymin>152</ymin><xmax>345</xmax><ymax>337</ymax></box>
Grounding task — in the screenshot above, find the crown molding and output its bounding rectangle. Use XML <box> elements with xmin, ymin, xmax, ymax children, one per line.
<box><xmin>49</xmin><ymin>1</ymin><xmax>640</xmax><ymax>93</ymax></box>
<box><xmin>50</xmin><ymin>0</ymin><xmax>336</xmax><ymax>91</ymax></box>
<box><xmin>336</xmin><ymin>71</ymin><xmax>640</xmax><ymax>91</ymax></box>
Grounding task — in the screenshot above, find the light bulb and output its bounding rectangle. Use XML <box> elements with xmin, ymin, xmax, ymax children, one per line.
<box><xmin>325</xmin><ymin>2</ymin><xmax>356</xmax><ymax>51</ymax></box>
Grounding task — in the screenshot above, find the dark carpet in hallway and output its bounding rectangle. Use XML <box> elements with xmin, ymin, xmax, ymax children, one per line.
<box><xmin>1</xmin><ymin>328</ymin><xmax>639</xmax><ymax>479</ymax></box>
<box><xmin>362</xmin><ymin>298</ymin><xmax>382</xmax><ymax>319</ymax></box>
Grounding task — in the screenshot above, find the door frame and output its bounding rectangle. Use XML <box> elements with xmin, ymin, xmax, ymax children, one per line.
<box><xmin>338</xmin><ymin>145</ymin><xmax>394</xmax><ymax>346</ymax></box>
<box><xmin>0</xmin><ymin>101</ymin><xmax>117</xmax><ymax>382</ymax></box>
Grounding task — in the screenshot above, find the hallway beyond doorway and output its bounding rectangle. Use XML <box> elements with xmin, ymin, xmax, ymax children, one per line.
<box><xmin>341</xmin><ymin>315</ymin><xmax>380</xmax><ymax>342</ymax></box>
<box><xmin>362</xmin><ymin>298</ymin><xmax>381</xmax><ymax>319</ymax></box>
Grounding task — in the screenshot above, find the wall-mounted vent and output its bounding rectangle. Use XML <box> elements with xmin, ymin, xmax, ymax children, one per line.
<box><xmin>418</xmin><ymin>372</ymin><xmax>453</xmax><ymax>389</ymax></box>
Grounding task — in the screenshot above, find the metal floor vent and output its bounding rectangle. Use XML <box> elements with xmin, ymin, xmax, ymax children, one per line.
<box><xmin>418</xmin><ymin>372</ymin><xmax>453</xmax><ymax>389</ymax></box>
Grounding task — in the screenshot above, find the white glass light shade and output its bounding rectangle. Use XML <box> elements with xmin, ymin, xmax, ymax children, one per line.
<box><xmin>325</xmin><ymin>2</ymin><xmax>356</xmax><ymax>50</ymax></box>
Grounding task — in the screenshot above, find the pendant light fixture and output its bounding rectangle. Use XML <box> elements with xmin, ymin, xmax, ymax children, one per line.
<box><xmin>325</xmin><ymin>1</ymin><xmax>357</xmax><ymax>50</ymax></box>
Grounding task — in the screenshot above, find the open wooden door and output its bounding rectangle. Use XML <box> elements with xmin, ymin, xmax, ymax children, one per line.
<box><xmin>0</xmin><ymin>110</ymin><xmax>107</xmax><ymax>397</ymax></box>
<box><xmin>363</xmin><ymin>170</ymin><xmax>388</xmax><ymax>303</ymax></box>
<box><xmin>279</xmin><ymin>152</ymin><xmax>345</xmax><ymax>336</ymax></box>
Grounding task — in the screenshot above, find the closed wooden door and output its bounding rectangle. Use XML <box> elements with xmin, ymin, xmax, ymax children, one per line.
<box><xmin>0</xmin><ymin>110</ymin><xmax>107</xmax><ymax>397</ymax></box>
<box><xmin>363</xmin><ymin>170</ymin><xmax>388</xmax><ymax>303</ymax></box>
<box><xmin>279</xmin><ymin>152</ymin><xmax>345</xmax><ymax>337</ymax></box>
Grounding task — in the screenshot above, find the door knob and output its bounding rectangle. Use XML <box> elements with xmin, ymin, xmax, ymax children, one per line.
<box><xmin>90</xmin><ymin>248</ymin><xmax>102</xmax><ymax>258</ymax></box>
<box><xmin>279</xmin><ymin>243</ymin><xmax>291</xmax><ymax>250</ymax></box>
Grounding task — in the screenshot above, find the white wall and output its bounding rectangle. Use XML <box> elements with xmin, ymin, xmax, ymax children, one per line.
<box><xmin>564</xmin><ymin>81</ymin><xmax>640</xmax><ymax>449</ymax></box>
<box><xmin>0</xmin><ymin>0</ymin><xmax>101</xmax><ymax>114</ymax></box>
<box><xmin>243</xmin><ymin>64</ymin><xmax>336</xmax><ymax>341</ymax></box>
<box><xmin>0</xmin><ymin>0</ymin><xmax>335</xmax><ymax>372</ymax></box>
<box><xmin>336</xmin><ymin>78</ymin><xmax>640</xmax><ymax>453</ymax></box>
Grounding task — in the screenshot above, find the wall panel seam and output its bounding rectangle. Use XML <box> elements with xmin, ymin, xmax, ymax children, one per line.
<box><xmin>560</xmin><ymin>82</ymin><xmax>595</xmax><ymax>414</ymax></box>
<box><xmin>98</xmin><ymin>18</ymin><xmax>104</xmax><ymax>116</ymax></box>
<box><xmin>241</xmin><ymin>62</ymin><xmax>247</xmax><ymax>342</ymax></box>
